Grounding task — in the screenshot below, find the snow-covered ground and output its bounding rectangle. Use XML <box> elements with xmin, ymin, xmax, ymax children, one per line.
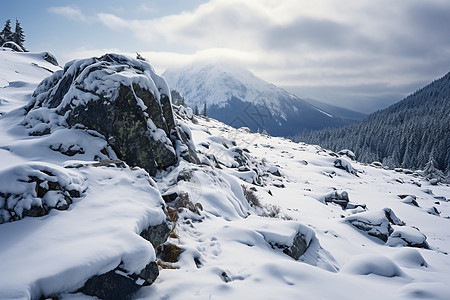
<box><xmin>0</xmin><ymin>50</ymin><xmax>449</xmax><ymax>300</ymax></box>
<box><xmin>136</xmin><ymin>115</ymin><xmax>450</xmax><ymax>300</ymax></box>
<box><xmin>0</xmin><ymin>48</ymin><xmax>60</xmax><ymax>115</ymax></box>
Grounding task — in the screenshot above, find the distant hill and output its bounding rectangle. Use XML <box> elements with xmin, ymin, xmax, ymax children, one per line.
<box><xmin>304</xmin><ymin>98</ymin><xmax>367</xmax><ymax>121</ymax></box>
<box><xmin>296</xmin><ymin>71</ymin><xmax>450</xmax><ymax>174</ymax></box>
<box><xmin>163</xmin><ymin>62</ymin><xmax>353</xmax><ymax>136</ymax></box>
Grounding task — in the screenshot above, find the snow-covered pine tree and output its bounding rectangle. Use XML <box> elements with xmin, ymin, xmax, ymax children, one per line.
<box><xmin>13</xmin><ymin>19</ymin><xmax>25</xmax><ymax>51</ymax></box>
<box><xmin>0</xmin><ymin>19</ymin><xmax>13</xmax><ymax>45</ymax></box>
<box><xmin>422</xmin><ymin>157</ymin><xmax>444</xmax><ymax>182</ymax></box>
<box><xmin>193</xmin><ymin>105</ymin><xmax>199</xmax><ymax>115</ymax></box>
<box><xmin>202</xmin><ymin>102</ymin><xmax>207</xmax><ymax>117</ymax></box>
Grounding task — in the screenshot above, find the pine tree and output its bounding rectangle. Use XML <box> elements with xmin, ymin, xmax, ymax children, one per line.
<box><xmin>202</xmin><ymin>102</ymin><xmax>207</xmax><ymax>117</ymax></box>
<box><xmin>193</xmin><ymin>105</ymin><xmax>199</xmax><ymax>115</ymax></box>
<box><xmin>422</xmin><ymin>157</ymin><xmax>444</xmax><ymax>181</ymax></box>
<box><xmin>13</xmin><ymin>19</ymin><xmax>25</xmax><ymax>51</ymax></box>
<box><xmin>0</xmin><ymin>19</ymin><xmax>13</xmax><ymax>45</ymax></box>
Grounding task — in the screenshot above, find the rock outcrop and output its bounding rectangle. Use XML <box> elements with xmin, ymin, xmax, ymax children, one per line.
<box><xmin>81</xmin><ymin>221</ymin><xmax>171</xmax><ymax>300</ymax></box>
<box><xmin>346</xmin><ymin>208</ymin><xmax>404</xmax><ymax>242</ymax></box>
<box><xmin>0</xmin><ymin>162</ymin><xmax>85</xmax><ymax>224</ymax></box>
<box><xmin>23</xmin><ymin>53</ymin><xmax>199</xmax><ymax>176</ymax></box>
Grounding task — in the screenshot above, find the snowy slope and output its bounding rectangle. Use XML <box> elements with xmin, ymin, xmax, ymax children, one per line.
<box><xmin>0</xmin><ymin>52</ymin><xmax>170</xmax><ymax>299</ymax></box>
<box><xmin>0</xmin><ymin>47</ymin><xmax>60</xmax><ymax>115</ymax></box>
<box><xmin>133</xmin><ymin>113</ymin><xmax>450</xmax><ymax>300</ymax></box>
<box><xmin>163</xmin><ymin>62</ymin><xmax>351</xmax><ymax>136</ymax></box>
<box><xmin>0</xmin><ymin>51</ymin><xmax>449</xmax><ymax>300</ymax></box>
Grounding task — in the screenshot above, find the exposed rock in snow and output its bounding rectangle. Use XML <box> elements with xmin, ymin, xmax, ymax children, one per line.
<box><xmin>399</xmin><ymin>194</ymin><xmax>419</xmax><ymax>207</ymax></box>
<box><xmin>0</xmin><ymin>162</ymin><xmax>85</xmax><ymax>223</ymax></box>
<box><xmin>263</xmin><ymin>221</ymin><xmax>315</xmax><ymax>260</ymax></box>
<box><xmin>334</xmin><ymin>157</ymin><xmax>355</xmax><ymax>174</ymax></box>
<box><xmin>387</xmin><ymin>226</ymin><xmax>429</xmax><ymax>248</ymax></box>
<box><xmin>81</xmin><ymin>261</ymin><xmax>159</xmax><ymax>300</ymax></box>
<box><xmin>338</xmin><ymin>149</ymin><xmax>356</xmax><ymax>160</ymax></box>
<box><xmin>346</xmin><ymin>208</ymin><xmax>404</xmax><ymax>242</ymax></box>
<box><xmin>1</xmin><ymin>50</ymin><xmax>450</xmax><ymax>300</ymax></box>
<box><xmin>23</xmin><ymin>53</ymin><xmax>199</xmax><ymax>175</ymax></box>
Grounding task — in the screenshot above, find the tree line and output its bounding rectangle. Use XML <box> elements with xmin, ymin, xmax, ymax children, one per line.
<box><xmin>295</xmin><ymin>71</ymin><xmax>450</xmax><ymax>176</ymax></box>
<box><xmin>0</xmin><ymin>18</ymin><xmax>26</xmax><ymax>52</ymax></box>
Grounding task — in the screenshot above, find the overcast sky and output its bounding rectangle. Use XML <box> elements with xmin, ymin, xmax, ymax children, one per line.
<box><xmin>2</xmin><ymin>0</ymin><xmax>450</xmax><ymax>113</ymax></box>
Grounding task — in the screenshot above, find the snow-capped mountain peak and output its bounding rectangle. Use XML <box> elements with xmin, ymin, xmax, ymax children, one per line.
<box><xmin>164</xmin><ymin>61</ymin><xmax>350</xmax><ymax>136</ymax></box>
<box><xmin>164</xmin><ymin>61</ymin><xmax>296</xmax><ymax>113</ymax></box>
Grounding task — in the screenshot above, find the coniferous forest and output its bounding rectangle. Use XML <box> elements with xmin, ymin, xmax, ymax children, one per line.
<box><xmin>297</xmin><ymin>71</ymin><xmax>450</xmax><ymax>175</ymax></box>
<box><xmin>0</xmin><ymin>18</ymin><xmax>26</xmax><ymax>51</ymax></box>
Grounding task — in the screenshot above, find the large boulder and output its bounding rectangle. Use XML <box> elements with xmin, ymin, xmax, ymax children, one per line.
<box><xmin>23</xmin><ymin>53</ymin><xmax>199</xmax><ymax>176</ymax></box>
<box><xmin>346</xmin><ymin>208</ymin><xmax>404</xmax><ymax>242</ymax></box>
<box><xmin>81</xmin><ymin>221</ymin><xmax>171</xmax><ymax>300</ymax></box>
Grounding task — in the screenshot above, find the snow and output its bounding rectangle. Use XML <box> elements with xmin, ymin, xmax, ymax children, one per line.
<box><xmin>164</xmin><ymin>61</ymin><xmax>298</xmax><ymax>117</ymax></box>
<box><xmin>137</xmin><ymin>115</ymin><xmax>450</xmax><ymax>300</ymax></box>
<box><xmin>342</xmin><ymin>254</ymin><xmax>406</xmax><ymax>277</ymax></box>
<box><xmin>0</xmin><ymin>48</ymin><xmax>60</xmax><ymax>114</ymax></box>
<box><xmin>0</xmin><ymin>163</ymin><xmax>166</xmax><ymax>299</ymax></box>
<box><xmin>1</xmin><ymin>50</ymin><xmax>450</xmax><ymax>300</ymax></box>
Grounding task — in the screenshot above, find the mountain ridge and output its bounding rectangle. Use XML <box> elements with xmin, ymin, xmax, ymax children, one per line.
<box><xmin>163</xmin><ymin>62</ymin><xmax>353</xmax><ymax>136</ymax></box>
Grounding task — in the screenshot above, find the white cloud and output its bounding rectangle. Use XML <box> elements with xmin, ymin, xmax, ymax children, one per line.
<box><xmin>55</xmin><ymin>0</ymin><xmax>450</xmax><ymax>112</ymax></box>
<box><xmin>48</xmin><ymin>6</ymin><xmax>90</xmax><ymax>23</ymax></box>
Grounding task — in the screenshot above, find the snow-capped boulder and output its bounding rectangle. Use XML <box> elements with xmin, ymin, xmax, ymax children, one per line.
<box><xmin>393</xmin><ymin>248</ymin><xmax>428</xmax><ymax>268</ymax></box>
<box><xmin>342</xmin><ymin>254</ymin><xmax>406</xmax><ymax>277</ymax></box>
<box><xmin>386</xmin><ymin>226</ymin><xmax>429</xmax><ymax>248</ymax></box>
<box><xmin>257</xmin><ymin>219</ymin><xmax>315</xmax><ymax>260</ymax></box>
<box><xmin>0</xmin><ymin>162</ymin><xmax>85</xmax><ymax>223</ymax></box>
<box><xmin>338</xmin><ymin>149</ymin><xmax>356</xmax><ymax>160</ymax></box>
<box><xmin>317</xmin><ymin>191</ymin><xmax>366</xmax><ymax>210</ymax></box>
<box><xmin>398</xmin><ymin>194</ymin><xmax>419</xmax><ymax>207</ymax></box>
<box><xmin>334</xmin><ymin>157</ymin><xmax>355</xmax><ymax>174</ymax></box>
<box><xmin>23</xmin><ymin>53</ymin><xmax>198</xmax><ymax>176</ymax></box>
<box><xmin>346</xmin><ymin>208</ymin><xmax>404</xmax><ymax>242</ymax></box>
<box><xmin>81</xmin><ymin>260</ymin><xmax>159</xmax><ymax>300</ymax></box>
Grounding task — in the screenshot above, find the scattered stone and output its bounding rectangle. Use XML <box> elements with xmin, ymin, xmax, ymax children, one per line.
<box><xmin>338</xmin><ymin>149</ymin><xmax>356</xmax><ymax>160</ymax></box>
<box><xmin>80</xmin><ymin>262</ymin><xmax>159</xmax><ymax>300</ymax></box>
<box><xmin>346</xmin><ymin>208</ymin><xmax>404</xmax><ymax>242</ymax></box>
<box><xmin>427</xmin><ymin>206</ymin><xmax>440</xmax><ymax>216</ymax></box>
<box><xmin>334</xmin><ymin>157</ymin><xmax>355</xmax><ymax>174</ymax></box>
<box><xmin>158</xmin><ymin>243</ymin><xmax>183</xmax><ymax>263</ymax></box>
<box><xmin>400</xmin><ymin>195</ymin><xmax>419</xmax><ymax>207</ymax></box>
<box><xmin>387</xmin><ymin>227</ymin><xmax>429</xmax><ymax>249</ymax></box>
<box><xmin>0</xmin><ymin>163</ymin><xmax>85</xmax><ymax>224</ymax></box>
<box><xmin>321</xmin><ymin>191</ymin><xmax>365</xmax><ymax>210</ymax></box>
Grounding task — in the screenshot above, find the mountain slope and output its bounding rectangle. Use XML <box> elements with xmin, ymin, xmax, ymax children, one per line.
<box><xmin>0</xmin><ymin>47</ymin><xmax>60</xmax><ymax>114</ymax></box>
<box><xmin>297</xmin><ymin>71</ymin><xmax>450</xmax><ymax>174</ymax></box>
<box><xmin>305</xmin><ymin>98</ymin><xmax>367</xmax><ymax>121</ymax></box>
<box><xmin>163</xmin><ymin>62</ymin><xmax>352</xmax><ymax>136</ymax></box>
<box><xmin>0</xmin><ymin>51</ymin><xmax>449</xmax><ymax>300</ymax></box>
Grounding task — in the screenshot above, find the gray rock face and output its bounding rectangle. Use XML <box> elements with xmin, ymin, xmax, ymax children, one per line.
<box><xmin>284</xmin><ymin>233</ymin><xmax>311</xmax><ymax>260</ymax></box>
<box><xmin>140</xmin><ymin>221</ymin><xmax>172</xmax><ymax>248</ymax></box>
<box><xmin>81</xmin><ymin>262</ymin><xmax>159</xmax><ymax>300</ymax></box>
<box><xmin>346</xmin><ymin>208</ymin><xmax>411</xmax><ymax>243</ymax></box>
<box><xmin>80</xmin><ymin>219</ymin><xmax>171</xmax><ymax>299</ymax></box>
<box><xmin>270</xmin><ymin>231</ymin><xmax>312</xmax><ymax>260</ymax></box>
<box><xmin>24</xmin><ymin>53</ymin><xmax>199</xmax><ymax>176</ymax></box>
